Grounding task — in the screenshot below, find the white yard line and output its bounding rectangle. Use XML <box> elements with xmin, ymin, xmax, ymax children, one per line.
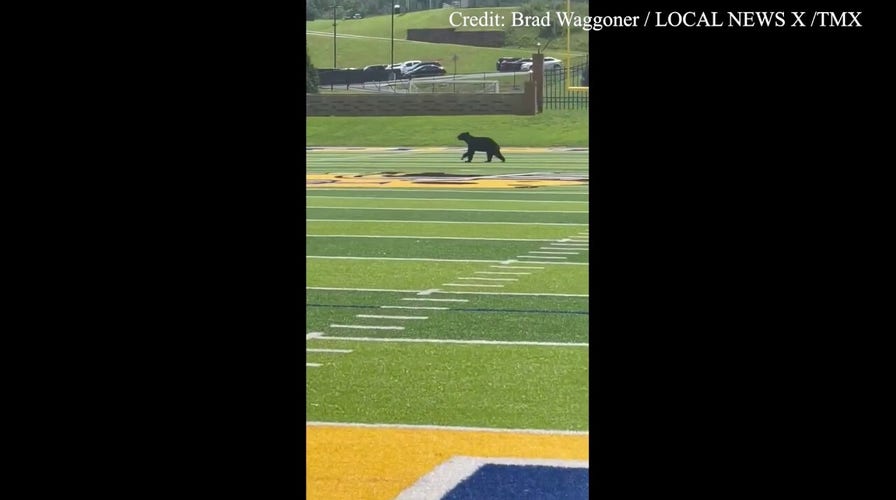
<box><xmin>517</xmin><ymin>255</ymin><xmax>567</xmax><ymax>259</ymax></box>
<box><xmin>312</xmin><ymin>334</ymin><xmax>588</xmax><ymax>347</ymax></box>
<box><xmin>305</xmin><ymin>188</ymin><xmax>588</xmax><ymax>195</ymax></box>
<box><xmin>380</xmin><ymin>305</ymin><xmax>450</xmax><ymax>310</ymax></box>
<box><xmin>307</xmin><ymin>256</ymin><xmax>587</xmax><ymax>264</ymax></box>
<box><xmin>329</xmin><ymin>324</ymin><xmax>405</xmax><ymax>330</ymax></box>
<box><xmin>308</xmin><ymin>206</ymin><xmax>588</xmax><ymax>213</ymax></box>
<box><xmin>474</xmin><ymin>271</ymin><xmax>531</xmax><ymax>275</ymax></box>
<box><xmin>456</xmin><ymin>277</ymin><xmax>518</xmax><ymax>281</ymax></box>
<box><xmin>491</xmin><ymin>265</ymin><xmax>544</xmax><ymax>269</ymax></box>
<box><xmin>306</xmin><ymin>348</ymin><xmax>353</xmax><ymax>353</ymax></box>
<box><xmin>442</xmin><ymin>283</ymin><xmax>505</xmax><ymax>287</ymax></box>
<box><xmin>306</xmin><ymin>196</ymin><xmax>588</xmax><ymax>204</ymax></box>
<box><xmin>308</xmin><ymin>287</ymin><xmax>587</xmax><ymax>297</ymax></box>
<box><xmin>306</xmin><ymin>363</ymin><xmax>322</xmax><ymax>367</ymax></box>
<box><xmin>356</xmin><ymin>314</ymin><xmax>428</xmax><ymax>320</ymax></box>
<box><xmin>307</xmin><ymin>219</ymin><xmax>588</xmax><ymax>226</ymax></box>
<box><xmin>435</xmin><ymin>291</ymin><xmax>588</xmax><ymax>297</ymax></box>
<box><xmin>401</xmin><ymin>298</ymin><xmax>469</xmax><ymax>302</ymax></box>
<box><xmin>307</xmin><ymin>234</ymin><xmax>556</xmax><ymax>242</ymax></box>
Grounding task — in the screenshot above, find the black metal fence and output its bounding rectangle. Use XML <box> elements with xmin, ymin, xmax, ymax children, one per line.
<box><xmin>543</xmin><ymin>55</ymin><xmax>589</xmax><ymax>110</ymax></box>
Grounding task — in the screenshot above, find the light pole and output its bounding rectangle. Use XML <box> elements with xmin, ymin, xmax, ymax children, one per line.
<box><xmin>332</xmin><ymin>3</ymin><xmax>337</xmax><ymax>90</ymax></box>
<box><xmin>391</xmin><ymin>4</ymin><xmax>400</xmax><ymax>79</ymax></box>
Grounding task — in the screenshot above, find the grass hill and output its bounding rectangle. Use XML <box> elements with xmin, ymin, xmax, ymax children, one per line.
<box><xmin>306</xmin><ymin>7</ymin><xmax>589</xmax><ymax>74</ymax></box>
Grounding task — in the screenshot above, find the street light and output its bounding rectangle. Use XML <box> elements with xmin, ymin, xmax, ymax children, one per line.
<box><xmin>332</xmin><ymin>3</ymin><xmax>337</xmax><ymax>90</ymax></box>
<box><xmin>391</xmin><ymin>4</ymin><xmax>400</xmax><ymax>79</ymax></box>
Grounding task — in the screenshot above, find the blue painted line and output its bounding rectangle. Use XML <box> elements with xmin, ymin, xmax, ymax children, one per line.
<box><xmin>306</xmin><ymin>304</ymin><xmax>588</xmax><ymax>315</ymax></box>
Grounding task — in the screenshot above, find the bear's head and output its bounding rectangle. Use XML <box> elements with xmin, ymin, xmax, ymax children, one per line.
<box><xmin>457</xmin><ymin>132</ymin><xmax>471</xmax><ymax>141</ymax></box>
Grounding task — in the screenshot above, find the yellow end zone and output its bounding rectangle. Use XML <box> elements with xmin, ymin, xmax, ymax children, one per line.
<box><xmin>306</xmin><ymin>425</ymin><xmax>589</xmax><ymax>500</ymax></box>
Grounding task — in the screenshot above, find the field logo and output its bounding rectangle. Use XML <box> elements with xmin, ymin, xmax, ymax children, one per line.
<box><xmin>396</xmin><ymin>456</ymin><xmax>589</xmax><ymax>500</ymax></box>
<box><xmin>306</xmin><ymin>171</ymin><xmax>588</xmax><ymax>189</ymax></box>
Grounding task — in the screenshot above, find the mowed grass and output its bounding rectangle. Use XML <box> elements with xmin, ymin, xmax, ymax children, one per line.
<box><xmin>305</xmin><ymin>113</ymin><xmax>590</xmax><ymax>147</ymax></box>
<box><xmin>306</xmin><ymin>150</ymin><xmax>589</xmax><ymax>430</ymax></box>
<box><xmin>306</xmin><ymin>340</ymin><xmax>589</xmax><ymax>430</ymax></box>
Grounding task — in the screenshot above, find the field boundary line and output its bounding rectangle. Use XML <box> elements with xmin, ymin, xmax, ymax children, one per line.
<box><xmin>305</xmin><ymin>421</ymin><xmax>589</xmax><ymax>435</ymax></box>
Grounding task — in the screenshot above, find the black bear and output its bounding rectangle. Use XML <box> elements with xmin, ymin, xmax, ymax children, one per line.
<box><xmin>457</xmin><ymin>132</ymin><xmax>506</xmax><ymax>163</ymax></box>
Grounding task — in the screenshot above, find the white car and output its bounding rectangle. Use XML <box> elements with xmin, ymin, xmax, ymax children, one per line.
<box><xmin>520</xmin><ymin>57</ymin><xmax>563</xmax><ymax>72</ymax></box>
<box><xmin>396</xmin><ymin>60</ymin><xmax>422</xmax><ymax>75</ymax></box>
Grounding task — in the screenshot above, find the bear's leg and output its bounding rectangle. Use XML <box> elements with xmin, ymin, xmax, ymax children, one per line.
<box><xmin>486</xmin><ymin>152</ymin><xmax>494</xmax><ymax>162</ymax></box>
<box><xmin>495</xmin><ymin>151</ymin><xmax>506</xmax><ymax>162</ymax></box>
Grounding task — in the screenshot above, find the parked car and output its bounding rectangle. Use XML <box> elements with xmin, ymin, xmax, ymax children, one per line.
<box><xmin>396</xmin><ymin>60</ymin><xmax>423</xmax><ymax>75</ymax></box>
<box><xmin>404</xmin><ymin>64</ymin><xmax>446</xmax><ymax>78</ymax></box>
<box><xmin>499</xmin><ymin>58</ymin><xmax>532</xmax><ymax>72</ymax></box>
<box><xmin>496</xmin><ymin>57</ymin><xmax>521</xmax><ymax>71</ymax></box>
<box><xmin>404</xmin><ymin>61</ymin><xmax>442</xmax><ymax>74</ymax></box>
<box><xmin>520</xmin><ymin>57</ymin><xmax>563</xmax><ymax>72</ymax></box>
<box><xmin>363</xmin><ymin>64</ymin><xmax>389</xmax><ymax>71</ymax></box>
<box><xmin>343</xmin><ymin>13</ymin><xmax>363</xmax><ymax>19</ymax></box>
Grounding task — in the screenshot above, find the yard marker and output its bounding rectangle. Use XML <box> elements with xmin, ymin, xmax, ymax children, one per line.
<box><xmin>329</xmin><ymin>324</ymin><xmax>405</xmax><ymax>330</ymax></box>
<box><xmin>381</xmin><ymin>305</ymin><xmax>450</xmax><ymax>310</ymax></box>
<box><xmin>306</xmin><ymin>348</ymin><xmax>353</xmax><ymax>353</ymax></box>
<box><xmin>551</xmin><ymin>242</ymin><xmax>589</xmax><ymax>246</ymax></box>
<box><xmin>356</xmin><ymin>314</ymin><xmax>428</xmax><ymax>320</ymax></box>
<box><xmin>517</xmin><ymin>255</ymin><xmax>566</xmax><ymax>259</ymax></box>
<box><xmin>306</xmin><ymin>332</ymin><xmax>324</xmax><ymax>340</ymax></box>
<box><xmin>401</xmin><ymin>298</ymin><xmax>468</xmax><ymax>302</ymax></box>
<box><xmin>313</xmin><ymin>334</ymin><xmax>588</xmax><ymax>347</ymax></box>
<box><xmin>442</xmin><ymin>283</ymin><xmax>505</xmax><ymax>287</ymax></box>
<box><xmin>417</xmin><ymin>288</ymin><xmax>440</xmax><ymax>296</ymax></box>
<box><xmin>491</xmin><ymin>265</ymin><xmax>544</xmax><ymax>270</ymax></box>
<box><xmin>306</xmin><ymin>363</ymin><xmax>322</xmax><ymax>367</ymax></box>
<box><xmin>533</xmin><ymin>250</ymin><xmax>580</xmax><ymax>254</ymax></box>
<box><xmin>456</xmin><ymin>277</ymin><xmax>518</xmax><ymax>281</ymax></box>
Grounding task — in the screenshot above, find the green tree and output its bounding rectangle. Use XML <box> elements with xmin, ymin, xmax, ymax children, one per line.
<box><xmin>306</xmin><ymin>45</ymin><xmax>320</xmax><ymax>93</ymax></box>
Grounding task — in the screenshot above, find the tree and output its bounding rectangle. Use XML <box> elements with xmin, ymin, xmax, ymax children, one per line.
<box><xmin>306</xmin><ymin>45</ymin><xmax>320</xmax><ymax>93</ymax></box>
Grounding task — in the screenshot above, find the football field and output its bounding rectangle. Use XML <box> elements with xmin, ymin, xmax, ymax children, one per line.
<box><xmin>306</xmin><ymin>148</ymin><xmax>590</xmax><ymax>499</ymax></box>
